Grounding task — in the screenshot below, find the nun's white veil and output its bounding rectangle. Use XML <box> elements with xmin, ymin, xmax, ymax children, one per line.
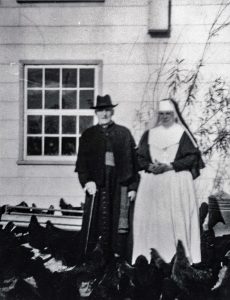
<box><xmin>155</xmin><ymin>98</ymin><xmax>198</xmax><ymax>148</ymax></box>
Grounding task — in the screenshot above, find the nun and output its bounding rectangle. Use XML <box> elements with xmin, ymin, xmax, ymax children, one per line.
<box><xmin>132</xmin><ymin>98</ymin><xmax>205</xmax><ymax>264</ymax></box>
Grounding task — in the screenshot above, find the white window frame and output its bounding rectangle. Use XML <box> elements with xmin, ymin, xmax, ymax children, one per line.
<box><xmin>18</xmin><ymin>60</ymin><xmax>102</xmax><ymax>165</ymax></box>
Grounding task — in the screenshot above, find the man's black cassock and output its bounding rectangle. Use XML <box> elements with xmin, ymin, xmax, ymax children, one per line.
<box><xmin>75</xmin><ymin>122</ymin><xmax>139</xmax><ymax>259</ymax></box>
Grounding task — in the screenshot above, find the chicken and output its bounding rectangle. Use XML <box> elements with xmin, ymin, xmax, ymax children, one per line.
<box><xmin>46</xmin><ymin>205</ymin><xmax>55</xmax><ymax>215</ymax></box>
<box><xmin>211</xmin><ymin>250</ymin><xmax>230</xmax><ymax>300</ymax></box>
<box><xmin>3</xmin><ymin>221</ymin><xmax>16</xmax><ymax>234</ymax></box>
<box><xmin>149</xmin><ymin>248</ymin><xmax>178</xmax><ymax>300</ymax></box>
<box><xmin>150</xmin><ymin>248</ymin><xmax>173</xmax><ymax>278</ymax></box>
<box><xmin>201</xmin><ymin>229</ymin><xmax>216</xmax><ymax>267</ymax></box>
<box><xmin>160</xmin><ymin>277</ymin><xmax>180</xmax><ymax>300</ymax></box>
<box><xmin>87</xmin><ymin>236</ymin><xmax>105</xmax><ymax>268</ymax></box>
<box><xmin>59</xmin><ymin>198</ymin><xmax>83</xmax><ymax>216</ymax></box>
<box><xmin>71</xmin><ymin>236</ymin><xmax>106</xmax><ymax>279</ymax></box>
<box><xmin>3</xmin><ymin>221</ymin><xmax>29</xmax><ymax>245</ymax></box>
<box><xmin>90</xmin><ymin>254</ymin><xmax>127</xmax><ymax>299</ymax></box>
<box><xmin>199</xmin><ymin>202</ymin><xmax>209</xmax><ymax>232</ymax></box>
<box><xmin>45</xmin><ymin>220</ymin><xmax>81</xmax><ymax>266</ymax></box>
<box><xmin>4</xmin><ymin>278</ymin><xmax>42</xmax><ymax>300</ymax></box>
<box><xmin>0</xmin><ymin>228</ymin><xmax>34</xmax><ymax>283</ymax></box>
<box><xmin>28</xmin><ymin>216</ymin><xmax>47</xmax><ymax>250</ymax></box>
<box><xmin>8</xmin><ymin>201</ymin><xmax>30</xmax><ymax>214</ymax></box>
<box><xmin>0</xmin><ymin>205</ymin><xmax>7</xmax><ymax>219</ymax></box>
<box><xmin>12</xmin><ymin>254</ymin><xmax>79</xmax><ymax>300</ymax></box>
<box><xmin>30</xmin><ymin>203</ymin><xmax>43</xmax><ymax>215</ymax></box>
<box><xmin>172</xmin><ymin>240</ymin><xmax>215</xmax><ymax>299</ymax></box>
<box><xmin>119</xmin><ymin>254</ymin><xmax>161</xmax><ymax>300</ymax></box>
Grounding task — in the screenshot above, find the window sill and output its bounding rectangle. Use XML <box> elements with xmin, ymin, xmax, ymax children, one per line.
<box><xmin>17</xmin><ymin>160</ymin><xmax>76</xmax><ymax>166</ymax></box>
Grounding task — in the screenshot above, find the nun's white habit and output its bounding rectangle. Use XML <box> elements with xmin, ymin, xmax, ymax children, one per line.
<box><xmin>132</xmin><ymin>100</ymin><xmax>205</xmax><ymax>264</ymax></box>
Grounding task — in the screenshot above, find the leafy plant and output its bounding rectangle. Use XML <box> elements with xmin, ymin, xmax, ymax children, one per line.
<box><xmin>134</xmin><ymin>1</ymin><xmax>230</xmax><ymax>191</ymax></box>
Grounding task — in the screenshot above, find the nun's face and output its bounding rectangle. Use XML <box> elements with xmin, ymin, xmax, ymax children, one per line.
<box><xmin>159</xmin><ymin>111</ymin><xmax>175</xmax><ymax>127</ymax></box>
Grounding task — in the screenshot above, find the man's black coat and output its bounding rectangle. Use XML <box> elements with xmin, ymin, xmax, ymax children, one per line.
<box><xmin>75</xmin><ymin>122</ymin><xmax>139</xmax><ymax>190</ymax></box>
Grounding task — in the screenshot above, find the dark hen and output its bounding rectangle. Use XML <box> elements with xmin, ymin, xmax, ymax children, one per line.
<box><xmin>87</xmin><ymin>236</ymin><xmax>106</xmax><ymax>269</ymax></box>
<box><xmin>3</xmin><ymin>221</ymin><xmax>16</xmax><ymax>234</ymax></box>
<box><xmin>8</xmin><ymin>201</ymin><xmax>30</xmax><ymax>214</ymax></box>
<box><xmin>72</xmin><ymin>236</ymin><xmax>106</xmax><ymax>279</ymax></box>
<box><xmin>149</xmin><ymin>248</ymin><xmax>177</xmax><ymax>300</ymax></box>
<box><xmin>150</xmin><ymin>248</ymin><xmax>173</xmax><ymax>278</ymax></box>
<box><xmin>27</xmin><ymin>257</ymin><xmax>57</xmax><ymax>300</ymax></box>
<box><xmin>5</xmin><ymin>278</ymin><xmax>42</xmax><ymax>300</ymax></box>
<box><xmin>90</xmin><ymin>254</ymin><xmax>127</xmax><ymax>300</ymax></box>
<box><xmin>30</xmin><ymin>203</ymin><xmax>43</xmax><ymax>214</ymax></box>
<box><xmin>211</xmin><ymin>250</ymin><xmax>230</xmax><ymax>300</ymax></box>
<box><xmin>28</xmin><ymin>216</ymin><xmax>47</xmax><ymax>250</ymax></box>
<box><xmin>201</xmin><ymin>229</ymin><xmax>216</xmax><ymax>267</ymax></box>
<box><xmin>199</xmin><ymin>202</ymin><xmax>209</xmax><ymax>232</ymax></box>
<box><xmin>46</xmin><ymin>220</ymin><xmax>81</xmax><ymax>265</ymax></box>
<box><xmin>3</xmin><ymin>222</ymin><xmax>29</xmax><ymax>246</ymax></box>
<box><xmin>0</xmin><ymin>229</ymin><xmax>34</xmax><ymax>282</ymax></box>
<box><xmin>46</xmin><ymin>205</ymin><xmax>55</xmax><ymax>215</ymax></box>
<box><xmin>4</xmin><ymin>221</ymin><xmax>28</xmax><ymax>237</ymax></box>
<box><xmin>59</xmin><ymin>198</ymin><xmax>83</xmax><ymax>216</ymax></box>
<box><xmin>160</xmin><ymin>277</ymin><xmax>180</xmax><ymax>300</ymax></box>
<box><xmin>120</xmin><ymin>254</ymin><xmax>161</xmax><ymax>300</ymax></box>
<box><xmin>172</xmin><ymin>240</ymin><xmax>214</xmax><ymax>299</ymax></box>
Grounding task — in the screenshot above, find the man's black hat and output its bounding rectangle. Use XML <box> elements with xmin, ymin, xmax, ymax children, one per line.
<box><xmin>90</xmin><ymin>94</ymin><xmax>118</xmax><ymax>109</ymax></box>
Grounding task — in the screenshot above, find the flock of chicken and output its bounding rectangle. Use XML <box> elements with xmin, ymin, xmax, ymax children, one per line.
<box><xmin>0</xmin><ymin>199</ymin><xmax>229</xmax><ymax>299</ymax></box>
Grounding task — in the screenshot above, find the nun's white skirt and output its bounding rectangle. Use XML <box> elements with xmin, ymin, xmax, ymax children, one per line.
<box><xmin>132</xmin><ymin>170</ymin><xmax>201</xmax><ymax>264</ymax></box>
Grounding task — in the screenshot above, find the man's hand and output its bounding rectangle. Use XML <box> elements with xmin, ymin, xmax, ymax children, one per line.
<box><xmin>84</xmin><ymin>181</ymin><xmax>97</xmax><ymax>195</ymax></box>
<box><xmin>128</xmin><ymin>190</ymin><xmax>136</xmax><ymax>202</ymax></box>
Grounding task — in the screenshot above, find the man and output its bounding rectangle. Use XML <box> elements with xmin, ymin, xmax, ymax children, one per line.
<box><xmin>75</xmin><ymin>94</ymin><xmax>139</xmax><ymax>261</ymax></box>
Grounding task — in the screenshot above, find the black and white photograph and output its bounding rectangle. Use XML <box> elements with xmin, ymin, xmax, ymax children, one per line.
<box><xmin>0</xmin><ymin>0</ymin><xmax>230</xmax><ymax>299</ymax></box>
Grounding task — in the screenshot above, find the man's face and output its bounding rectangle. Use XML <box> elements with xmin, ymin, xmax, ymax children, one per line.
<box><xmin>159</xmin><ymin>111</ymin><xmax>175</xmax><ymax>127</ymax></box>
<box><xmin>96</xmin><ymin>108</ymin><xmax>113</xmax><ymax>125</ymax></box>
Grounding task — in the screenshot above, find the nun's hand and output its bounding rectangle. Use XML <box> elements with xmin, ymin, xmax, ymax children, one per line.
<box><xmin>151</xmin><ymin>163</ymin><xmax>166</xmax><ymax>174</ymax></box>
<box><xmin>148</xmin><ymin>163</ymin><xmax>158</xmax><ymax>173</ymax></box>
<box><xmin>151</xmin><ymin>163</ymin><xmax>173</xmax><ymax>174</ymax></box>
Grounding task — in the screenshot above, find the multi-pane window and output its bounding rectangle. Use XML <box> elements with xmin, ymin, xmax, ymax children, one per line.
<box><xmin>24</xmin><ymin>65</ymin><xmax>98</xmax><ymax>161</ymax></box>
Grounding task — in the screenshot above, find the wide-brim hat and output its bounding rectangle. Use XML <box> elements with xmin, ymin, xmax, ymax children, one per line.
<box><xmin>90</xmin><ymin>94</ymin><xmax>118</xmax><ymax>109</ymax></box>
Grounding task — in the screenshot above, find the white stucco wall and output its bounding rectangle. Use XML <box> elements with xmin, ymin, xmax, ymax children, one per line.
<box><xmin>0</xmin><ymin>0</ymin><xmax>230</xmax><ymax>208</ymax></box>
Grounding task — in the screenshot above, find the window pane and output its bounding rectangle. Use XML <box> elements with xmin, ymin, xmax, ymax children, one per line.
<box><xmin>27</xmin><ymin>137</ymin><xmax>42</xmax><ymax>155</ymax></box>
<box><xmin>24</xmin><ymin>65</ymin><xmax>98</xmax><ymax>160</ymax></box>
<box><xmin>27</xmin><ymin>90</ymin><xmax>42</xmax><ymax>109</ymax></box>
<box><xmin>62</xmin><ymin>137</ymin><xmax>76</xmax><ymax>155</ymax></box>
<box><xmin>80</xmin><ymin>69</ymin><xmax>95</xmax><ymax>87</ymax></box>
<box><xmin>45</xmin><ymin>68</ymin><xmax>60</xmax><ymax>87</ymax></box>
<box><xmin>62</xmin><ymin>69</ymin><xmax>77</xmax><ymax>87</ymax></box>
<box><xmin>45</xmin><ymin>137</ymin><xmax>59</xmax><ymax>155</ymax></box>
<box><xmin>27</xmin><ymin>68</ymin><xmax>42</xmax><ymax>88</ymax></box>
<box><xmin>27</xmin><ymin>115</ymin><xmax>42</xmax><ymax>134</ymax></box>
<box><xmin>79</xmin><ymin>90</ymin><xmax>94</xmax><ymax>109</ymax></box>
<box><xmin>79</xmin><ymin>116</ymin><xmax>93</xmax><ymax>134</ymax></box>
<box><xmin>62</xmin><ymin>90</ymin><xmax>77</xmax><ymax>109</ymax></box>
<box><xmin>62</xmin><ymin>116</ymin><xmax>76</xmax><ymax>134</ymax></box>
<box><xmin>45</xmin><ymin>90</ymin><xmax>59</xmax><ymax>109</ymax></box>
<box><xmin>45</xmin><ymin>116</ymin><xmax>59</xmax><ymax>134</ymax></box>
